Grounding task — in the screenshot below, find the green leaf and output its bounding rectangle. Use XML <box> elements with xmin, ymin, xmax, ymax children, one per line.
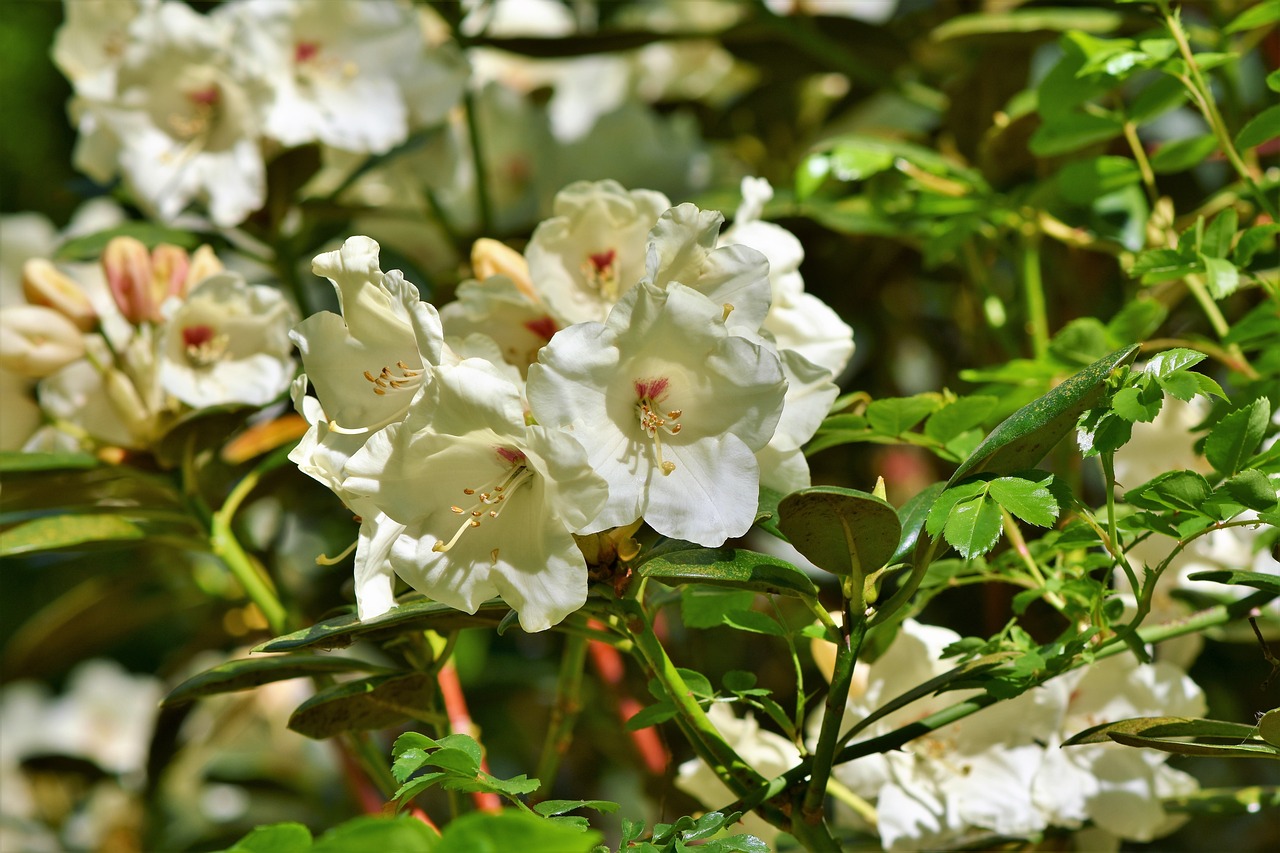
<box><xmin>1056</xmin><ymin>156</ymin><xmax>1141</xmax><ymax>205</ymax></box>
<box><xmin>865</xmin><ymin>395</ymin><xmax>945</xmax><ymax>436</ymax></box>
<box><xmin>1125</xmin><ymin>470</ymin><xmax>1213</xmax><ymax>513</ymax></box>
<box><xmin>680</xmin><ymin>588</ymin><xmax>758</xmax><ymax>630</ymax></box>
<box><xmin>989</xmin><ymin>473</ymin><xmax>1060</xmax><ymax>528</ymax></box>
<box><xmin>288</xmin><ymin>673</ymin><xmax>438</xmax><ymax>739</ymax></box>
<box><xmin>754</xmin><ymin>484</ymin><xmax>785</xmax><ymax>539</ymax></box>
<box><xmin>892</xmin><ymin>481</ymin><xmax>947</xmax><ymax>564</ymax></box>
<box><xmin>1204</xmin><ymin>397</ymin><xmax>1271</xmax><ymax>475</ymax></box>
<box><xmin>778</xmin><ymin>487</ymin><xmax>902</xmax><ymax>577</ymax></box>
<box><xmin>255</xmin><ymin>599</ymin><xmax>513</xmax><ymax>652</ymax></box>
<box><xmin>1236</xmin><ymin>104</ymin><xmax>1280</xmax><ymax>151</ymax></box>
<box><xmin>1225</xmin><ymin>0</ymin><xmax>1280</xmax><ymax>33</ymax></box>
<box><xmin>942</xmin><ymin>492</ymin><xmax>1004</xmax><ymax>560</ymax></box>
<box><xmin>1108</xmin><ymin>734</ymin><xmax>1280</xmax><ymax>759</ymax></box>
<box><xmin>924</xmin><ymin>396</ymin><xmax>998</xmax><ymax>443</ymax></box>
<box><xmin>164</xmin><ymin>655</ymin><xmax>391</xmax><ymax>706</ymax></box>
<box><xmin>1269</xmin><ymin>68</ymin><xmax>1280</xmax><ymax>94</ymax></box>
<box><xmin>1112</xmin><ymin>384</ymin><xmax>1163</xmax><ymax>422</ymax></box>
<box><xmin>1131</xmin><ymin>247</ymin><xmax>1199</xmax><ymax>283</ymax></box>
<box><xmin>625</xmin><ymin>701</ymin><xmax>677</xmax><ymax>731</ymax></box>
<box><xmin>795</xmin><ymin>154</ymin><xmax>830</xmax><ymax>199</ymax></box>
<box><xmin>635</xmin><ymin>547</ymin><xmax>817</xmax><ymax>598</ymax></box>
<box><xmin>1128</xmin><ymin>75</ymin><xmax>1188</xmax><ymax>122</ymax></box>
<box><xmin>1107</xmin><ymin>298</ymin><xmax>1167</xmax><ymax>344</ymax></box>
<box><xmin>931</xmin><ymin>7</ymin><xmax>1122</xmax><ymax>40</ymax></box>
<box><xmin>721</xmin><ymin>610</ymin><xmax>785</xmax><ymax>636</ymax></box>
<box><xmin>828</xmin><ymin>142</ymin><xmax>896</xmax><ymax>182</ymax></box>
<box><xmin>722</xmin><ymin>670</ymin><xmax>757</xmax><ymax>692</ymax></box>
<box><xmin>1233</xmin><ymin>223</ymin><xmax>1280</xmax><ymax>267</ymax></box>
<box><xmin>532</xmin><ymin>800</ymin><xmax>619</xmax><ymax>818</ymax></box>
<box><xmin>0</xmin><ymin>451</ymin><xmax>100</xmax><ymax>473</ymax></box>
<box><xmin>1199</xmin><ymin>255</ymin><xmax>1240</xmax><ymax>298</ymax></box>
<box><xmin>1065</xmin><ymin>716</ymin><xmax>1263</xmax><ymax>745</ymax></box>
<box><xmin>1149</xmin><ymin>134</ymin><xmax>1218</xmax><ymax>173</ymax></box>
<box><xmin>0</xmin><ymin>514</ymin><xmax>146</xmax><ymax>556</ymax></box>
<box><xmin>1219</xmin><ymin>469</ymin><xmax>1279</xmax><ymax>511</ymax></box>
<box><xmin>54</xmin><ymin>222</ymin><xmax>202</xmax><ymax>261</ymax></box>
<box><xmin>1186</xmin><ymin>569</ymin><xmax>1280</xmax><ymax>596</ymax></box>
<box><xmin>1030</xmin><ymin>112</ymin><xmax>1125</xmax><ymax>156</ymax></box>
<box><xmin>224</xmin><ymin>823</ymin><xmax>314</xmax><ymax>853</ymax></box>
<box><xmin>311</xmin><ymin>816</ymin><xmax>438</xmax><ymax>853</ymax></box>
<box><xmin>1260</xmin><ymin>710</ymin><xmax>1280</xmax><ymax>747</ymax></box>
<box><xmin>950</xmin><ymin>345</ymin><xmax>1140</xmax><ymax>484</ymax></box>
<box><xmin>1201</xmin><ymin>208</ymin><xmax>1238</xmax><ymax>259</ymax></box>
<box><xmin>1050</xmin><ymin>317</ymin><xmax>1110</xmax><ymax>365</ymax></box>
<box><xmin>1144</xmin><ymin>348</ymin><xmax>1206</xmax><ymax>378</ymax></box>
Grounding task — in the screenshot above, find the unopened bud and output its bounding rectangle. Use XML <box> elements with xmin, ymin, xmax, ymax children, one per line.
<box><xmin>103</xmin><ymin>236</ymin><xmax>157</xmax><ymax>323</ymax></box>
<box><xmin>184</xmin><ymin>244</ymin><xmax>223</xmax><ymax>292</ymax></box>
<box><xmin>150</xmin><ymin>243</ymin><xmax>191</xmax><ymax>303</ymax></box>
<box><xmin>472</xmin><ymin>238</ymin><xmax>535</xmax><ymax>300</ymax></box>
<box><xmin>0</xmin><ymin>305</ymin><xmax>86</xmax><ymax>377</ymax></box>
<box><xmin>103</xmin><ymin>367</ymin><xmax>153</xmax><ymax>443</ymax></box>
<box><xmin>22</xmin><ymin>259</ymin><xmax>98</xmax><ymax>331</ymax></box>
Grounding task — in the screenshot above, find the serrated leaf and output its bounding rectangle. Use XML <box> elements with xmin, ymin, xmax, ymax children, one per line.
<box><xmin>1149</xmin><ymin>134</ymin><xmax>1218</xmax><ymax>173</ymax></box>
<box><xmin>1186</xmin><ymin>569</ymin><xmax>1280</xmax><ymax>596</ymax></box>
<box><xmin>943</xmin><ymin>493</ymin><xmax>1003</xmax><ymax>559</ymax></box>
<box><xmin>1205</xmin><ymin>397</ymin><xmax>1271</xmax><ymax>475</ymax></box>
<box><xmin>635</xmin><ymin>546</ymin><xmax>816</xmax><ymax>598</ymax></box>
<box><xmin>1144</xmin><ymin>348</ymin><xmax>1207</xmax><ymax>378</ymax></box>
<box><xmin>1131</xmin><ymin>247</ymin><xmax>1199</xmax><ymax>284</ymax></box>
<box><xmin>287</xmin><ymin>673</ymin><xmax>437</xmax><ymax>739</ymax></box>
<box><xmin>1109</xmin><ymin>733</ymin><xmax>1280</xmax><ymax>759</ymax></box>
<box><xmin>532</xmin><ymin>800</ymin><xmax>619</xmax><ymax>818</ymax></box>
<box><xmin>0</xmin><ymin>513</ymin><xmax>147</xmax><ymax>556</ymax></box>
<box><xmin>1219</xmin><ymin>469</ymin><xmax>1279</xmax><ymax>511</ymax></box>
<box><xmin>1199</xmin><ymin>255</ymin><xmax>1240</xmax><ymax>298</ymax></box>
<box><xmin>225</xmin><ymin>823</ymin><xmax>314</xmax><ymax>853</ymax></box>
<box><xmin>1112</xmin><ymin>385</ymin><xmax>1163</xmax><ymax>422</ymax></box>
<box><xmin>989</xmin><ymin>473</ymin><xmax>1060</xmax><ymax>528</ymax></box>
<box><xmin>1126</xmin><ymin>470</ymin><xmax>1213</xmax><ymax>513</ymax></box>
<box><xmin>164</xmin><ymin>655</ymin><xmax>391</xmax><ymax>706</ymax></box>
<box><xmin>1236</xmin><ymin>103</ymin><xmax>1280</xmax><ymax>151</ymax></box>
<box><xmin>951</xmin><ymin>345</ymin><xmax>1141</xmax><ymax>483</ymax></box>
<box><xmin>778</xmin><ymin>487</ymin><xmax>901</xmax><ymax>577</ymax></box>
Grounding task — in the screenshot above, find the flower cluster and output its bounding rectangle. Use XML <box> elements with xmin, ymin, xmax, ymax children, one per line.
<box><xmin>53</xmin><ymin>0</ymin><xmax>465</xmax><ymax>227</ymax></box>
<box><xmin>290</xmin><ymin>178</ymin><xmax>854</xmax><ymax>631</ymax></box>
<box><xmin>0</xmin><ymin>235</ymin><xmax>296</xmax><ymax>452</ymax></box>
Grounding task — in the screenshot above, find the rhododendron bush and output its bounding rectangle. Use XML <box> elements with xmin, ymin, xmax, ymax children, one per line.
<box><xmin>2</xmin><ymin>1</ymin><xmax>1278</xmax><ymax>851</ymax></box>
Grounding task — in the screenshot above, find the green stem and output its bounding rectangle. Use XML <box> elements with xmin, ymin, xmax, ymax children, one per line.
<box><xmin>532</xmin><ymin>634</ymin><xmax>588</xmax><ymax>801</ymax></box>
<box><xmin>209</xmin><ymin>467</ymin><xmax>288</xmax><ymax>635</ymax></box>
<box><xmin>1021</xmin><ymin>226</ymin><xmax>1050</xmax><ymax>360</ymax></box>
<box><xmin>462</xmin><ymin>87</ymin><xmax>494</xmax><ymax>236</ymax></box>
<box><xmin>802</xmin><ymin>598</ymin><xmax>867</xmax><ymax>823</ymax></box>
<box><xmin>1122</xmin><ymin>119</ymin><xmax>1160</xmax><ymax>206</ymax></box>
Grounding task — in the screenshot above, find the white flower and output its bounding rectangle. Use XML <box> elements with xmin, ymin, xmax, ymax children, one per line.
<box><xmin>223</xmin><ymin>0</ymin><xmax>464</xmax><ymax>154</ymax></box>
<box><xmin>0</xmin><ymin>306</ymin><xmax>86</xmax><ymax>378</ymax></box>
<box><xmin>157</xmin><ymin>271</ymin><xmax>296</xmax><ymax>408</ymax></box>
<box><xmin>439</xmin><ymin>275</ymin><xmax>558</xmax><ymax>378</ymax></box>
<box><xmin>72</xmin><ymin>1</ymin><xmax>268</xmax><ymax>226</ymax></box>
<box><xmin>343</xmin><ymin>361</ymin><xmax>608</xmax><ymax>631</ymax></box>
<box><xmin>52</xmin><ymin>0</ymin><xmax>155</xmax><ymax>101</ymax></box>
<box><xmin>1112</xmin><ymin>396</ymin><xmax>1210</xmax><ymax>489</ymax></box>
<box><xmin>525</xmin><ymin>180</ymin><xmax>671</xmax><ymax>326</ymax></box>
<box><xmin>527</xmin><ymin>281</ymin><xmax>786</xmax><ymax>546</ymax></box>
<box><xmin>675</xmin><ymin>704</ymin><xmax>800</xmax><ymax>844</ymax></box>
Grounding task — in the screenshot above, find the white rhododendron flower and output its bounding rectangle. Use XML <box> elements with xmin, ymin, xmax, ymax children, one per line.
<box><xmin>72</xmin><ymin>1</ymin><xmax>268</xmax><ymax>226</ymax></box>
<box><xmin>439</xmin><ymin>274</ymin><xmax>558</xmax><ymax>377</ymax></box>
<box><xmin>224</xmin><ymin>0</ymin><xmax>464</xmax><ymax>154</ymax></box>
<box><xmin>52</xmin><ymin>0</ymin><xmax>156</xmax><ymax>101</ymax></box>
<box><xmin>527</xmin><ymin>281</ymin><xmax>786</xmax><ymax>546</ymax></box>
<box><xmin>675</xmin><ymin>703</ymin><xmax>801</xmax><ymax>844</ymax></box>
<box><xmin>0</xmin><ymin>305</ymin><xmax>87</xmax><ymax>378</ymax></box>
<box><xmin>343</xmin><ymin>362</ymin><xmax>607</xmax><ymax>630</ymax></box>
<box><xmin>525</xmin><ymin>180</ymin><xmax>671</xmax><ymax>325</ymax></box>
<box><xmin>157</xmin><ymin>272</ymin><xmax>296</xmax><ymax>407</ymax></box>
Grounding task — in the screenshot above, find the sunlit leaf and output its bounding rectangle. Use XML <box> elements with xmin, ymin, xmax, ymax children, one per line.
<box><xmin>636</xmin><ymin>546</ymin><xmax>817</xmax><ymax>598</ymax></box>
<box><xmin>778</xmin><ymin>487</ymin><xmax>901</xmax><ymax>577</ymax></box>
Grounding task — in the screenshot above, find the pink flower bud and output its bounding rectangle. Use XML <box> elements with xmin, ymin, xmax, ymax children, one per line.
<box><xmin>21</xmin><ymin>259</ymin><xmax>99</xmax><ymax>331</ymax></box>
<box><xmin>0</xmin><ymin>305</ymin><xmax>86</xmax><ymax>377</ymax></box>
<box><xmin>103</xmin><ymin>236</ymin><xmax>156</xmax><ymax>323</ymax></box>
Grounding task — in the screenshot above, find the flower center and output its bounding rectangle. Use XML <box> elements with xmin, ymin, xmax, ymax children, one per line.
<box><xmin>363</xmin><ymin>360</ymin><xmax>423</xmax><ymax>397</ymax></box>
<box><xmin>634</xmin><ymin>377</ymin><xmax>682</xmax><ymax>476</ymax></box>
<box><xmin>294</xmin><ymin>40</ymin><xmax>320</xmax><ymax>64</ymax></box>
<box><xmin>582</xmin><ymin>249</ymin><xmax>620</xmax><ymax>301</ymax></box>
<box><xmin>293</xmin><ymin>39</ymin><xmax>359</xmax><ymax>83</ymax></box>
<box><xmin>433</xmin><ymin>448</ymin><xmax>534</xmax><ymax>553</ymax></box>
<box><xmin>182</xmin><ymin>324</ymin><xmax>230</xmax><ymax>367</ymax></box>
<box><xmin>168</xmin><ymin>84</ymin><xmax>221</xmax><ymax>142</ymax></box>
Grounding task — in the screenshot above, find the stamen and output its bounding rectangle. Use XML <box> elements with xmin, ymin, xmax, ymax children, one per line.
<box><xmin>431</xmin><ymin>450</ymin><xmax>533</xmax><ymax>553</ymax></box>
<box><xmin>182</xmin><ymin>324</ymin><xmax>231</xmax><ymax>367</ymax></box>
<box><xmin>581</xmin><ymin>248</ymin><xmax>621</xmax><ymax>300</ymax></box>
<box><xmin>362</xmin><ymin>361</ymin><xmax>423</xmax><ymax>398</ymax></box>
<box><xmin>635</xmin><ymin>382</ymin><xmax>683</xmax><ymax>476</ymax></box>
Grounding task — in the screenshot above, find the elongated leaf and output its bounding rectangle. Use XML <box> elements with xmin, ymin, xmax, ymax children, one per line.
<box><xmin>1236</xmin><ymin>104</ymin><xmax>1280</xmax><ymax>151</ymax></box>
<box><xmin>55</xmin><ymin>222</ymin><xmax>202</xmax><ymax>261</ymax></box>
<box><xmin>1108</xmin><ymin>733</ymin><xmax>1280</xmax><ymax>759</ymax></box>
<box><xmin>288</xmin><ymin>672</ymin><xmax>438</xmax><ymax>739</ymax></box>
<box><xmin>635</xmin><ymin>547</ymin><xmax>817</xmax><ymax>598</ymax></box>
<box><xmin>1165</xmin><ymin>786</ymin><xmax>1280</xmax><ymax>817</ymax></box>
<box><xmin>931</xmin><ymin>7</ymin><xmax>1122</xmax><ymax>40</ymax></box>
<box><xmin>949</xmin><ymin>345</ymin><xmax>1140</xmax><ymax>484</ymax></box>
<box><xmin>891</xmin><ymin>482</ymin><xmax>947</xmax><ymax>565</ymax></box>
<box><xmin>0</xmin><ymin>451</ymin><xmax>99</xmax><ymax>473</ymax></box>
<box><xmin>1186</xmin><ymin>569</ymin><xmax>1280</xmax><ymax>596</ymax></box>
<box><xmin>435</xmin><ymin>810</ymin><xmax>600</xmax><ymax>853</ymax></box>
<box><xmin>1150</xmin><ymin>134</ymin><xmax>1219</xmax><ymax>173</ymax></box>
<box><xmin>778</xmin><ymin>487</ymin><xmax>901</xmax><ymax>577</ymax></box>
<box><xmin>164</xmin><ymin>655</ymin><xmax>392</xmax><ymax>707</ymax></box>
<box><xmin>1204</xmin><ymin>397</ymin><xmax>1270</xmax><ymax>475</ymax></box>
<box><xmin>311</xmin><ymin>816</ymin><xmax>439</xmax><ymax>853</ymax></box>
<box><xmin>255</xmin><ymin>599</ymin><xmax>512</xmax><ymax>652</ymax></box>
<box><xmin>1064</xmin><ymin>716</ymin><xmax>1262</xmax><ymax>745</ymax></box>
<box><xmin>0</xmin><ymin>514</ymin><xmax>146</xmax><ymax>556</ymax></box>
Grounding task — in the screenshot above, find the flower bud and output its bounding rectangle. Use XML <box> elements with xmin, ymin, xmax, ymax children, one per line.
<box><xmin>21</xmin><ymin>259</ymin><xmax>98</xmax><ymax>331</ymax></box>
<box><xmin>184</xmin><ymin>244</ymin><xmax>223</xmax><ymax>292</ymax></box>
<box><xmin>103</xmin><ymin>367</ymin><xmax>155</xmax><ymax>444</ymax></box>
<box><xmin>472</xmin><ymin>238</ymin><xmax>535</xmax><ymax>300</ymax></box>
<box><xmin>0</xmin><ymin>305</ymin><xmax>86</xmax><ymax>377</ymax></box>
<box><xmin>150</xmin><ymin>243</ymin><xmax>191</xmax><ymax>303</ymax></box>
<box><xmin>103</xmin><ymin>236</ymin><xmax>157</xmax><ymax>323</ymax></box>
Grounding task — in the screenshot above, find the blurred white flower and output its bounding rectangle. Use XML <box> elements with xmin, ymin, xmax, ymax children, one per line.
<box><xmin>52</xmin><ymin>0</ymin><xmax>156</xmax><ymax>100</ymax></box>
<box><xmin>0</xmin><ymin>306</ymin><xmax>87</xmax><ymax>378</ymax></box>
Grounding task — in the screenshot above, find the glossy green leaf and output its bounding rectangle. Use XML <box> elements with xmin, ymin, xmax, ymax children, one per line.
<box><xmin>989</xmin><ymin>473</ymin><xmax>1060</xmax><ymax>528</ymax></box>
<box><xmin>943</xmin><ymin>492</ymin><xmax>1003</xmax><ymax>560</ymax></box>
<box><xmin>950</xmin><ymin>345</ymin><xmax>1140</xmax><ymax>484</ymax></box>
<box><xmin>224</xmin><ymin>823</ymin><xmax>313</xmax><ymax>853</ymax></box>
<box><xmin>1112</xmin><ymin>384</ymin><xmax>1163</xmax><ymax>422</ymax></box>
<box><xmin>1205</xmin><ymin>397</ymin><xmax>1270</xmax><ymax>475</ymax></box>
<box><xmin>288</xmin><ymin>673</ymin><xmax>438</xmax><ymax>739</ymax></box>
<box><xmin>0</xmin><ymin>451</ymin><xmax>100</xmax><ymax>473</ymax></box>
<box><xmin>1108</xmin><ymin>734</ymin><xmax>1280</xmax><ymax>759</ymax></box>
<box><xmin>778</xmin><ymin>487</ymin><xmax>901</xmax><ymax>577</ymax></box>
<box><xmin>924</xmin><ymin>396</ymin><xmax>998</xmax><ymax>443</ymax></box>
<box><xmin>532</xmin><ymin>800</ymin><xmax>619</xmax><ymax>818</ymax></box>
<box><xmin>1186</xmin><ymin>569</ymin><xmax>1280</xmax><ymax>596</ymax></box>
<box><xmin>311</xmin><ymin>816</ymin><xmax>438</xmax><ymax>853</ymax></box>
<box><xmin>865</xmin><ymin>395</ymin><xmax>945</xmax><ymax>436</ymax></box>
<box><xmin>1145</xmin><ymin>348</ymin><xmax>1206</xmax><ymax>378</ymax></box>
<box><xmin>164</xmin><ymin>655</ymin><xmax>392</xmax><ymax>707</ymax></box>
<box><xmin>635</xmin><ymin>546</ymin><xmax>817</xmax><ymax>598</ymax></box>
<box><xmin>255</xmin><ymin>599</ymin><xmax>512</xmax><ymax>652</ymax></box>
<box><xmin>1269</xmin><ymin>68</ymin><xmax>1280</xmax><ymax>93</ymax></box>
<box><xmin>892</xmin><ymin>481</ymin><xmax>947</xmax><ymax>564</ymax></box>
<box><xmin>0</xmin><ymin>514</ymin><xmax>146</xmax><ymax>556</ymax></box>
<box><xmin>1236</xmin><ymin>104</ymin><xmax>1280</xmax><ymax>151</ymax></box>
<box><xmin>1149</xmin><ymin>134</ymin><xmax>1218</xmax><ymax>173</ymax></box>
<box><xmin>1126</xmin><ymin>470</ymin><xmax>1213</xmax><ymax>513</ymax></box>
<box><xmin>1226</xmin><ymin>1</ymin><xmax>1280</xmax><ymax>32</ymax></box>
<box><xmin>1219</xmin><ymin>469</ymin><xmax>1279</xmax><ymax>511</ymax></box>
<box><xmin>1064</xmin><ymin>715</ymin><xmax>1262</xmax><ymax>746</ymax></box>
<box><xmin>54</xmin><ymin>222</ymin><xmax>202</xmax><ymax>261</ymax></box>
<box><xmin>754</xmin><ymin>484</ymin><xmax>785</xmax><ymax>540</ymax></box>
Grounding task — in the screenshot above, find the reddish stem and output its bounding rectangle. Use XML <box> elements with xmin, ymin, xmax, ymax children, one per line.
<box><xmin>438</xmin><ymin>661</ymin><xmax>502</xmax><ymax>812</ymax></box>
<box><xmin>587</xmin><ymin>620</ymin><xmax>669</xmax><ymax>775</ymax></box>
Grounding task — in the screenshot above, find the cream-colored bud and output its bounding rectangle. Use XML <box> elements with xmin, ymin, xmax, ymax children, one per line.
<box><xmin>103</xmin><ymin>367</ymin><xmax>154</xmax><ymax>442</ymax></box>
<box><xmin>0</xmin><ymin>305</ymin><xmax>86</xmax><ymax>377</ymax></box>
<box><xmin>103</xmin><ymin>236</ymin><xmax>156</xmax><ymax>323</ymax></box>
<box><xmin>150</xmin><ymin>243</ymin><xmax>191</xmax><ymax>303</ymax></box>
<box><xmin>472</xmin><ymin>238</ymin><xmax>535</xmax><ymax>300</ymax></box>
<box><xmin>21</xmin><ymin>259</ymin><xmax>98</xmax><ymax>331</ymax></box>
<box><xmin>184</xmin><ymin>244</ymin><xmax>223</xmax><ymax>292</ymax></box>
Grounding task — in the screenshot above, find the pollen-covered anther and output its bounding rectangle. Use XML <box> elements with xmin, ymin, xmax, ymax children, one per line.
<box><xmin>363</xmin><ymin>360</ymin><xmax>422</xmax><ymax>397</ymax></box>
<box><xmin>432</xmin><ymin>449</ymin><xmax>534</xmax><ymax>553</ymax></box>
<box><xmin>634</xmin><ymin>379</ymin><xmax>683</xmax><ymax>476</ymax></box>
<box><xmin>182</xmin><ymin>324</ymin><xmax>230</xmax><ymax>367</ymax></box>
